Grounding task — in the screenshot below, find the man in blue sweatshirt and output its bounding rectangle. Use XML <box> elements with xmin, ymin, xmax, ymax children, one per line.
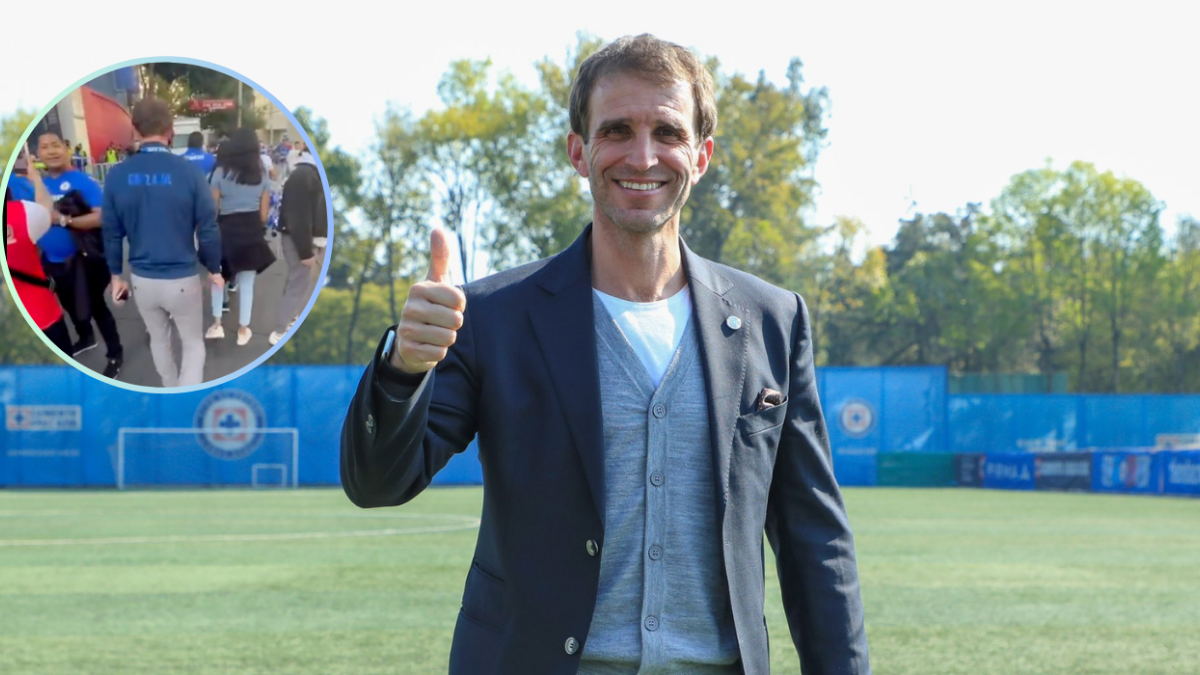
<box><xmin>102</xmin><ymin>98</ymin><xmax>224</xmax><ymax>388</ymax></box>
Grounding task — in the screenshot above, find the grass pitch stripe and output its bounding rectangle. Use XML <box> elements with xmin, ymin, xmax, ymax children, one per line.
<box><xmin>0</xmin><ymin>516</ymin><xmax>481</xmax><ymax>547</ymax></box>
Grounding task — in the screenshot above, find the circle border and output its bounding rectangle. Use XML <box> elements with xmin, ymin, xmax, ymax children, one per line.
<box><xmin>0</xmin><ymin>56</ymin><xmax>336</xmax><ymax>394</ymax></box>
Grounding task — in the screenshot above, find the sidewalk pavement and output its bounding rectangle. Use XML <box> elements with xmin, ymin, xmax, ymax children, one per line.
<box><xmin>68</xmin><ymin>231</ymin><xmax>292</xmax><ymax>387</ymax></box>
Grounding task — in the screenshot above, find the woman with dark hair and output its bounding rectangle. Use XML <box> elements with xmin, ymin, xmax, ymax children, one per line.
<box><xmin>206</xmin><ymin>128</ymin><xmax>276</xmax><ymax>346</ymax></box>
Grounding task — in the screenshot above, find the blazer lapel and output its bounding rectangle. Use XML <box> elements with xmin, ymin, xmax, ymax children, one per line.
<box><xmin>528</xmin><ymin>225</ymin><xmax>607</xmax><ymax>518</ymax></box>
<box><xmin>683</xmin><ymin>240</ymin><xmax>748</xmax><ymax>522</ymax></box>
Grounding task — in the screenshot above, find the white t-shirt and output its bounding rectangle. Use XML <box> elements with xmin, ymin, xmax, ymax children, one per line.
<box><xmin>594</xmin><ymin>286</ymin><xmax>692</xmax><ymax>388</ymax></box>
<box><xmin>260</xmin><ymin>154</ymin><xmax>275</xmax><ymax>183</ymax></box>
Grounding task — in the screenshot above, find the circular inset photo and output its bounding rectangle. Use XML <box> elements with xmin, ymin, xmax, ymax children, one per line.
<box><xmin>2</xmin><ymin>59</ymin><xmax>333</xmax><ymax>391</ymax></box>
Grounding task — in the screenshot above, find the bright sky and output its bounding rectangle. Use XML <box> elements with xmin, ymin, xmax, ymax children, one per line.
<box><xmin>6</xmin><ymin>0</ymin><xmax>1197</xmax><ymax>253</ymax></box>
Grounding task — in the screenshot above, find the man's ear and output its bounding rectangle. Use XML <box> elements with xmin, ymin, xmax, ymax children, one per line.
<box><xmin>691</xmin><ymin>137</ymin><xmax>714</xmax><ymax>185</ymax></box>
<box><xmin>567</xmin><ymin>131</ymin><xmax>589</xmax><ymax>178</ymax></box>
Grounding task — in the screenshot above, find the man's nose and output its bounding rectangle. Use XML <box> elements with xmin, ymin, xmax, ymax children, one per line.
<box><xmin>625</xmin><ymin>130</ymin><xmax>658</xmax><ymax>172</ymax></box>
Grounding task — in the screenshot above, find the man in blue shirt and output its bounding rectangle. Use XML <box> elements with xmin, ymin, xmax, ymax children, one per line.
<box><xmin>37</xmin><ymin>130</ymin><xmax>124</xmax><ymax>378</ymax></box>
<box><xmin>181</xmin><ymin>131</ymin><xmax>215</xmax><ymax>177</ymax></box>
<box><xmin>103</xmin><ymin>98</ymin><xmax>223</xmax><ymax>388</ymax></box>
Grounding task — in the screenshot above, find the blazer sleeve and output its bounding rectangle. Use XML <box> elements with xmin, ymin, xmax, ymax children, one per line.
<box><xmin>764</xmin><ymin>293</ymin><xmax>871</xmax><ymax>675</ymax></box>
<box><xmin>340</xmin><ymin>293</ymin><xmax>480</xmax><ymax>508</ymax></box>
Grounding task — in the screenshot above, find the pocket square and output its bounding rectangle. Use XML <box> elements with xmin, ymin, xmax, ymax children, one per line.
<box><xmin>755</xmin><ymin>388</ymin><xmax>786</xmax><ymax>411</ymax></box>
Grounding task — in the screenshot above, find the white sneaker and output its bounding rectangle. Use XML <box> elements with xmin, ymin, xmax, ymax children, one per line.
<box><xmin>237</xmin><ymin>327</ymin><xmax>252</xmax><ymax>346</ymax></box>
<box><xmin>269</xmin><ymin>331</ymin><xmax>285</xmax><ymax>346</ymax></box>
<box><xmin>205</xmin><ymin>323</ymin><xmax>225</xmax><ymax>340</ymax></box>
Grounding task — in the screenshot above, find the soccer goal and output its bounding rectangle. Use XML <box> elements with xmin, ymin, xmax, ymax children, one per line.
<box><xmin>116</xmin><ymin>427</ymin><xmax>299</xmax><ymax>490</ymax></box>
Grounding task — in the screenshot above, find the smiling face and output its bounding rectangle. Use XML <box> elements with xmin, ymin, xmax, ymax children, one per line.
<box><xmin>568</xmin><ymin>71</ymin><xmax>713</xmax><ymax>236</ymax></box>
<box><xmin>36</xmin><ymin>133</ymin><xmax>70</xmax><ymax>172</ymax></box>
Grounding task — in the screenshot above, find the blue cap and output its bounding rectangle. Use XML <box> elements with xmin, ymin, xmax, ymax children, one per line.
<box><xmin>39</xmin><ymin>225</ymin><xmax>78</xmax><ymax>263</ymax></box>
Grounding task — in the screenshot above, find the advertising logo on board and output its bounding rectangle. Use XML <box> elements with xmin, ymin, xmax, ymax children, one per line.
<box><xmin>1033</xmin><ymin>453</ymin><xmax>1092</xmax><ymax>491</ymax></box>
<box><xmin>982</xmin><ymin>454</ymin><xmax>1036</xmax><ymax>490</ymax></box>
<box><xmin>193</xmin><ymin>390</ymin><xmax>267</xmax><ymax>461</ymax></box>
<box><xmin>1098</xmin><ymin>453</ymin><xmax>1153</xmax><ymax>491</ymax></box>
<box><xmin>956</xmin><ymin>453</ymin><xmax>985</xmax><ymax>487</ymax></box>
<box><xmin>1166</xmin><ymin>454</ymin><xmax>1200</xmax><ymax>488</ymax></box>
<box><xmin>5</xmin><ymin>405</ymin><xmax>83</xmax><ymax>432</ymax></box>
<box><xmin>839</xmin><ymin>399</ymin><xmax>875</xmax><ymax>438</ymax></box>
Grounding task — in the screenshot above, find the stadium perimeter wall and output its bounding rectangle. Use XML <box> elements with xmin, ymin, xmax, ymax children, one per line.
<box><xmin>1</xmin><ymin>365</ymin><xmax>1198</xmax><ymax>491</ymax></box>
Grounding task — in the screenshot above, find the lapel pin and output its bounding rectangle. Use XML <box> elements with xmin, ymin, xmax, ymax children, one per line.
<box><xmin>725</xmin><ymin>316</ymin><xmax>742</xmax><ymax>331</ymax></box>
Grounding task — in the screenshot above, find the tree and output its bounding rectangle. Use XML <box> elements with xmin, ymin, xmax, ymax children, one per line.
<box><xmin>481</xmin><ymin>34</ymin><xmax>599</xmax><ymax>266</ymax></box>
<box><xmin>363</xmin><ymin>106</ymin><xmax>432</xmax><ymax>323</ymax></box>
<box><xmin>268</xmin><ymin>281</ymin><xmax>413</xmax><ymax>366</ymax></box>
<box><xmin>411</xmin><ymin>59</ymin><xmax>542</xmax><ymax>282</ymax></box>
<box><xmin>807</xmin><ymin>216</ymin><xmax>891</xmax><ymax>366</ymax></box>
<box><xmin>881</xmin><ymin>207</ymin><xmax>1023</xmax><ymax>371</ymax></box>
<box><xmin>293</xmin><ymin>106</ymin><xmax>362</xmax><ymax>210</ymax></box>
<box><xmin>145</xmin><ymin>63</ymin><xmax>265</xmax><ymax>132</ymax></box>
<box><xmin>2</xmin><ymin>108</ymin><xmax>36</xmax><ymax>169</ymax></box>
<box><xmin>682</xmin><ymin>57</ymin><xmax>829</xmax><ymax>290</ymax></box>
<box><xmin>1087</xmin><ymin>168</ymin><xmax>1163</xmax><ymax>392</ymax></box>
<box><xmin>1150</xmin><ymin>216</ymin><xmax>1200</xmax><ymax>391</ymax></box>
<box><xmin>993</xmin><ymin>161</ymin><xmax>1164</xmax><ymax>391</ymax></box>
<box><xmin>994</xmin><ymin>163</ymin><xmax>1093</xmax><ymax>390</ymax></box>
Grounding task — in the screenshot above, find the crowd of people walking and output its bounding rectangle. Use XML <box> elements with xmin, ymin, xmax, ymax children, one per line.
<box><xmin>3</xmin><ymin>98</ymin><xmax>329</xmax><ymax>387</ymax></box>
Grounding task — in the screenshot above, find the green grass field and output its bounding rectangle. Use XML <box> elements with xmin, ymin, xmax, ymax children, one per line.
<box><xmin>0</xmin><ymin>487</ymin><xmax>1197</xmax><ymax>674</ymax></box>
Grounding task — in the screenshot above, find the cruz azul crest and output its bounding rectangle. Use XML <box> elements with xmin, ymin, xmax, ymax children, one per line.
<box><xmin>193</xmin><ymin>390</ymin><xmax>267</xmax><ymax>460</ymax></box>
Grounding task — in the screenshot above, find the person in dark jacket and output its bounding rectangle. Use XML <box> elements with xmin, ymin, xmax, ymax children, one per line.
<box><xmin>339</xmin><ymin>34</ymin><xmax>869</xmax><ymax>675</ymax></box>
<box><xmin>102</xmin><ymin>98</ymin><xmax>223</xmax><ymax>388</ymax></box>
<box><xmin>270</xmin><ymin>145</ymin><xmax>327</xmax><ymax>345</ymax></box>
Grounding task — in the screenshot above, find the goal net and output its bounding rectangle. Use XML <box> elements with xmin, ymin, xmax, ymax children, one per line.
<box><xmin>117</xmin><ymin>427</ymin><xmax>299</xmax><ymax>489</ymax></box>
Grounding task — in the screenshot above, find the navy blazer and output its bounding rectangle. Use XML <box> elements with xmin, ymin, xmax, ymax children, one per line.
<box><xmin>341</xmin><ymin>224</ymin><xmax>870</xmax><ymax>674</ymax></box>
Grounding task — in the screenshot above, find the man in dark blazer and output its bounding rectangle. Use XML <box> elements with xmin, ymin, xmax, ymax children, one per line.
<box><xmin>341</xmin><ymin>34</ymin><xmax>870</xmax><ymax>675</ymax></box>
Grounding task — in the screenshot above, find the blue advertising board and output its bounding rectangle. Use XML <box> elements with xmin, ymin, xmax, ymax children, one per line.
<box><xmin>819</xmin><ymin>366</ymin><xmax>946</xmax><ymax>486</ymax></box>
<box><xmin>5</xmin><ymin>363</ymin><xmax>1200</xmax><ymax>491</ymax></box>
<box><xmin>0</xmin><ymin>365</ymin><xmax>482</xmax><ymax>488</ymax></box>
<box><xmin>1162</xmin><ymin>451</ymin><xmax>1200</xmax><ymax>496</ymax></box>
<box><xmin>1091</xmin><ymin>450</ymin><xmax>1160</xmax><ymax>494</ymax></box>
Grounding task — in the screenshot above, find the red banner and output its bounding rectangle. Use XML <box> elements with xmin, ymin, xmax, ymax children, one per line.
<box><xmin>188</xmin><ymin>99</ymin><xmax>237</xmax><ymax>112</ymax></box>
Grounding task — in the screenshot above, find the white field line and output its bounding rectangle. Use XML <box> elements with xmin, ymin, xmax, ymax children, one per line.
<box><xmin>0</xmin><ymin>516</ymin><xmax>481</xmax><ymax>547</ymax></box>
<box><xmin>0</xmin><ymin>511</ymin><xmax>469</xmax><ymax>520</ymax></box>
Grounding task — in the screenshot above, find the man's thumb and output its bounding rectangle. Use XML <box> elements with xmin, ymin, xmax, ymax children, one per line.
<box><xmin>427</xmin><ymin>228</ymin><xmax>451</xmax><ymax>284</ymax></box>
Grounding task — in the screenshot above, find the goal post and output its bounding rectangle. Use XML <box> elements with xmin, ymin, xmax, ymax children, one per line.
<box><xmin>116</xmin><ymin>427</ymin><xmax>299</xmax><ymax>490</ymax></box>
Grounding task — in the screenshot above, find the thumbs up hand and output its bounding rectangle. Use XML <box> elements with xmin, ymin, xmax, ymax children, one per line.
<box><xmin>390</xmin><ymin>228</ymin><xmax>468</xmax><ymax>374</ymax></box>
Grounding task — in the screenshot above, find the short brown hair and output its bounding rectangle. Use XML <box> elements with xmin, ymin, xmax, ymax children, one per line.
<box><xmin>131</xmin><ymin>98</ymin><xmax>173</xmax><ymax>137</ymax></box>
<box><xmin>569</xmin><ymin>34</ymin><xmax>717</xmax><ymax>144</ymax></box>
